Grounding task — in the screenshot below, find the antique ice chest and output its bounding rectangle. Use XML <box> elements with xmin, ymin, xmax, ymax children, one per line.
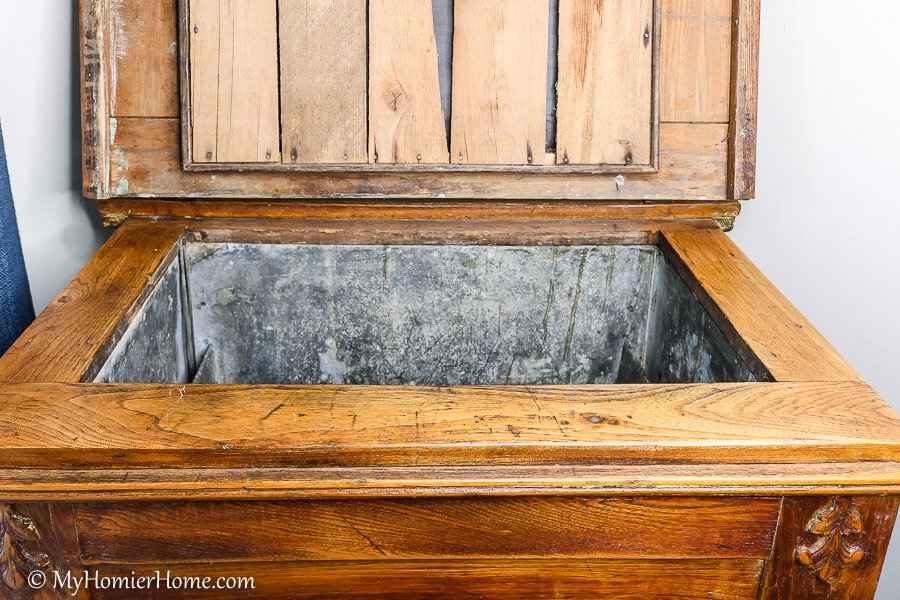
<box><xmin>1</xmin><ymin>0</ymin><xmax>898</xmax><ymax>598</ymax></box>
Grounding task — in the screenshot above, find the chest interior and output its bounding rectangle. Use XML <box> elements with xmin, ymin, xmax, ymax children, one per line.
<box><xmin>95</xmin><ymin>241</ymin><xmax>756</xmax><ymax>386</ymax></box>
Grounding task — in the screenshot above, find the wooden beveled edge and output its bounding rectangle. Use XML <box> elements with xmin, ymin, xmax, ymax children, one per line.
<box><xmin>95</xmin><ymin>199</ymin><xmax>741</xmax><ymax>226</ymax></box>
<box><xmin>728</xmin><ymin>0</ymin><xmax>761</xmax><ymax>200</ymax></box>
<box><xmin>2</xmin><ymin>463</ymin><xmax>900</xmax><ymax>502</ymax></box>
<box><xmin>80</xmin><ymin>0</ymin><xmax>110</xmax><ymax>199</ymax></box>
<box><xmin>659</xmin><ymin>229</ymin><xmax>862</xmax><ymax>383</ymax></box>
<box><xmin>0</xmin><ymin>221</ymin><xmax>184</xmax><ymax>383</ymax></box>
<box><xmin>1</xmin><ymin>381</ymin><xmax>898</xmax><ymax>469</ymax></box>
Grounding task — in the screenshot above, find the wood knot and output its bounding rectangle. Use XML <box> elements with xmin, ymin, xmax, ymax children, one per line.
<box><xmin>383</xmin><ymin>87</ymin><xmax>406</xmax><ymax>113</ymax></box>
<box><xmin>584</xmin><ymin>414</ymin><xmax>619</xmax><ymax>425</ymax></box>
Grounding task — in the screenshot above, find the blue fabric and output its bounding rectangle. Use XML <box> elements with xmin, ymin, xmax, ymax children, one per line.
<box><xmin>0</xmin><ymin>122</ymin><xmax>35</xmax><ymax>355</ymax></box>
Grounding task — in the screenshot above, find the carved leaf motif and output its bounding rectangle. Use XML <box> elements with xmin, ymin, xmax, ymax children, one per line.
<box><xmin>0</xmin><ymin>504</ymin><xmax>51</xmax><ymax>590</ymax></box>
<box><xmin>796</xmin><ymin>498</ymin><xmax>864</xmax><ymax>583</ymax></box>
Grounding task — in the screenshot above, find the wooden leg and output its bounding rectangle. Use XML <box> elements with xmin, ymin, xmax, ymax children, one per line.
<box><xmin>760</xmin><ymin>496</ymin><xmax>900</xmax><ymax>600</ymax></box>
<box><xmin>0</xmin><ymin>503</ymin><xmax>85</xmax><ymax>600</ymax></box>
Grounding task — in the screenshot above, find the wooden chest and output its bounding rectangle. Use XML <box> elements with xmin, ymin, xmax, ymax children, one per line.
<box><xmin>1</xmin><ymin>1</ymin><xmax>898</xmax><ymax>598</ymax></box>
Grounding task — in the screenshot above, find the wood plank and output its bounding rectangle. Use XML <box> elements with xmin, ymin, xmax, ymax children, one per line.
<box><xmin>0</xmin><ymin>382</ymin><xmax>898</xmax><ymax>470</ymax></box>
<box><xmin>279</xmin><ymin>0</ymin><xmax>367</xmax><ymax>164</ymax></box>
<box><xmin>108</xmin><ymin>117</ymin><xmax>729</xmax><ymax>199</ymax></box>
<box><xmin>189</xmin><ymin>0</ymin><xmax>280</xmax><ymax>163</ymax></box>
<box><xmin>659</xmin><ymin>229</ymin><xmax>863</xmax><ymax>382</ymax></box>
<box><xmin>86</xmin><ymin>559</ymin><xmax>764</xmax><ymax>600</ymax></box>
<box><xmin>80</xmin><ymin>0</ymin><xmax>110</xmax><ymax>199</ymax></box>
<box><xmin>759</xmin><ymin>496</ymin><xmax>900</xmax><ymax>599</ymax></box>
<box><xmin>449</xmin><ymin>0</ymin><xmax>549</xmax><ymax>165</ymax></box>
<box><xmin>0</xmin><ymin>222</ymin><xmax>183</xmax><ymax>384</ymax></box>
<box><xmin>3</xmin><ymin>462</ymin><xmax>900</xmax><ymax>502</ymax></box>
<box><xmin>728</xmin><ymin>0</ymin><xmax>760</xmax><ymax>199</ymax></box>
<box><xmin>660</xmin><ymin>0</ymin><xmax>732</xmax><ymax>122</ymax></box>
<box><xmin>557</xmin><ymin>0</ymin><xmax>655</xmax><ymax>165</ymax></box>
<box><xmin>368</xmin><ymin>0</ymin><xmax>448</xmax><ymax>164</ymax></box>
<box><xmin>109</xmin><ymin>0</ymin><xmax>179</xmax><ymax>117</ymax></box>
<box><xmin>76</xmin><ymin>497</ymin><xmax>779</xmax><ymax>563</ymax></box>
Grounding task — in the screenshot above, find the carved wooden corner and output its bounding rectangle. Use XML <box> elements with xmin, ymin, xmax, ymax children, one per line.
<box><xmin>795</xmin><ymin>497</ymin><xmax>865</xmax><ymax>583</ymax></box>
<box><xmin>0</xmin><ymin>504</ymin><xmax>51</xmax><ymax>591</ymax></box>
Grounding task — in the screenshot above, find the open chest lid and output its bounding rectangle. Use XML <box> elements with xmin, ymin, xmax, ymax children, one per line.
<box><xmin>80</xmin><ymin>0</ymin><xmax>759</xmax><ymax>224</ymax></box>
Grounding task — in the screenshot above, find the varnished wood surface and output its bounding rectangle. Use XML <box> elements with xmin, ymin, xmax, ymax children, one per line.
<box><xmin>0</xmin><ymin>382</ymin><xmax>898</xmax><ymax>471</ymax></box>
<box><xmin>0</xmin><ymin>222</ymin><xmax>183</xmax><ymax>384</ymax></box>
<box><xmin>109</xmin><ymin>117</ymin><xmax>730</xmax><ymax>198</ymax></box>
<box><xmin>0</xmin><ymin>504</ymin><xmax>88</xmax><ymax>600</ymax></box>
<box><xmin>660</xmin><ymin>229</ymin><xmax>862</xmax><ymax>382</ymax></box>
<box><xmin>76</xmin><ymin>497</ymin><xmax>779</xmax><ymax>563</ymax></box>
<box><xmin>95</xmin><ymin>199</ymin><xmax>741</xmax><ymax>223</ymax></box>
<box><xmin>181</xmin><ymin>218</ymin><xmax>687</xmax><ymax>246</ymax></box>
<box><xmin>759</xmin><ymin>496</ymin><xmax>900</xmax><ymax>600</ymax></box>
<box><xmin>86</xmin><ymin>559</ymin><xmax>765</xmax><ymax>600</ymax></box>
<box><xmin>3</xmin><ymin>463</ymin><xmax>900</xmax><ymax>502</ymax></box>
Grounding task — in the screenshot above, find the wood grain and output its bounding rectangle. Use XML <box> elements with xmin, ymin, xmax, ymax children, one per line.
<box><xmin>368</xmin><ymin>0</ymin><xmax>448</xmax><ymax>164</ymax></box>
<box><xmin>3</xmin><ymin>463</ymin><xmax>900</xmax><ymax>502</ymax></box>
<box><xmin>557</xmin><ymin>0</ymin><xmax>655</xmax><ymax>165</ymax></box>
<box><xmin>95</xmin><ymin>199</ymin><xmax>741</xmax><ymax>223</ymax></box>
<box><xmin>659</xmin><ymin>229</ymin><xmax>863</xmax><ymax>382</ymax></box>
<box><xmin>450</xmin><ymin>0</ymin><xmax>549</xmax><ymax>165</ymax></box>
<box><xmin>728</xmin><ymin>0</ymin><xmax>760</xmax><ymax>199</ymax></box>
<box><xmin>189</xmin><ymin>0</ymin><xmax>280</xmax><ymax>163</ymax></box>
<box><xmin>86</xmin><ymin>559</ymin><xmax>764</xmax><ymax>600</ymax></box>
<box><xmin>76</xmin><ymin>497</ymin><xmax>779</xmax><ymax>563</ymax></box>
<box><xmin>0</xmin><ymin>221</ymin><xmax>183</xmax><ymax>384</ymax></box>
<box><xmin>279</xmin><ymin>0</ymin><xmax>367</xmax><ymax>164</ymax></box>
<box><xmin>108</xmin><ymin>117</ymin><xmax>729</xmax><ymax>199</ymax></box>
<box><xmin>109</xmin><ymin>0</ymin><xmax>179</xmax><ymax>117</ymax></box>
<box><xmin>0</xmin><ymin>382</ymin><xmax>898</xmax><ymax>470</ymax></box>
<box><xmin>759</xmin><ymin>496</ymin><xmax>900</xmax><ymax>600</ymax></box>
<box><xmin>660</xmin><ymin>0</ymin><xmax>732</xmax><ymax>122</ymax></box>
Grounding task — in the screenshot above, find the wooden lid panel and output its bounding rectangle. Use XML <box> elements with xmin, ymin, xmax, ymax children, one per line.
<box><xmin>81</xmin><ymin>0</ymin><xmax>760</xmax><ymax>204</ymax></box>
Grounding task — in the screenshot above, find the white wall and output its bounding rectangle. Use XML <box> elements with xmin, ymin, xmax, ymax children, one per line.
<box><xmin>0</xmin><ymin>1</ymin><xmax>109</xmax><ymax>313</ymax></box>
<box><xmin>730</xmin><ymin>2</ymin><xmax>900</xmax><ymax>595</ymax></box>
<box><xmin>1</xmin><ymin>1</ymin><xmax>898</xmax><ymax>594</ymax></box>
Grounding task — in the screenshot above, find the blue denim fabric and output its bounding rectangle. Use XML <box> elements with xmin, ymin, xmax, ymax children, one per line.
<box><xmin>0</xmin><ymin>123</ymin><xmax>35</xmax><ymax>355</ymax></box>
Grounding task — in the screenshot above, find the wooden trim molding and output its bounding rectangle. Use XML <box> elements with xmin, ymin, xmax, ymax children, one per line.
<box><xmin>79</xmin><ymin>0</ymin><xmax>110</xmax><ymax>199</ymax></box>
<box><xmin>2</xmin><ymin>463</ymin><xmax>900</xmax><ymax>503</ymax></box>
<box><xmin>95</xmin><ymin>200</ymin><xmax>743</xmax><ymax>224</ymax></box>
<box><xmin>728</xmin><ymin>0</ymin><xmax>761</xmax><ymax>200</ymax></box>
